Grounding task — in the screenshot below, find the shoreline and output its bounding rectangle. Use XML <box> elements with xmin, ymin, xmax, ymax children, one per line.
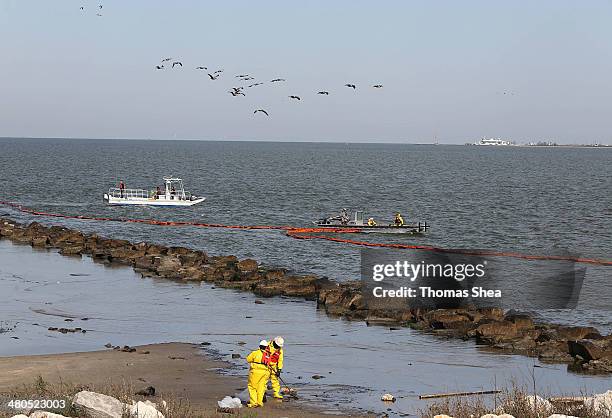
<box><xmin>0</xmin><ymin>342</ymin><xmax>335</xmax><ymax>417</ymax></box>
<box><xmin>1</xmin><ymin>216</ymin><xmax>611</xmax><ymax>374</ymax></box>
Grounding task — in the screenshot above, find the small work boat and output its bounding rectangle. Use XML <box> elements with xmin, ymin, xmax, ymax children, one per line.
<box><xmin>103</xmin><ymin>177</ymin><xmax>205</xmax><ymax>206</ymax></box>
<box><xmin>314</xmin><ymin>209</ymin><xmax>429</xmax><ymax>234</ymax></box>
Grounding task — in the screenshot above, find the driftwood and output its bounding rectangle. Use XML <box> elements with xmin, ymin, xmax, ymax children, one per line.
<box><xmin>419</xmin><ymin>390</ymin><xmax>501</xmax><ymax>399</ymax></box>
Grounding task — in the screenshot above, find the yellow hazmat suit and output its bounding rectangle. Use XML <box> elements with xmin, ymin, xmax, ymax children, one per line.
<box><xmin>246</xmin><ymin>348</ymin><xmax>270</xmax><ymax>407</ymax></box>
<box><xmin>266</xmin><ymin>343</ymin><xmax>284</xmax><ymax>399</ymax></box>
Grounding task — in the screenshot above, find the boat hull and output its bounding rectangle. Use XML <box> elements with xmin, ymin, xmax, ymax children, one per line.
<box><xmin>313</xmin><ymin>224</ymin><xmax>426</xmax><ymax>234</ymax></box>
<box><xmin>104</xmin><ymin>195</ymin><xmax>205</xmax><ymax>206</ymax></box>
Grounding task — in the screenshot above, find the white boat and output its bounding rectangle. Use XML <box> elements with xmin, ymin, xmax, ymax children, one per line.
<box><xmin>103</xmin><ymin>177</ymin><xmax>205</xmax><ymax>206</ymax></box>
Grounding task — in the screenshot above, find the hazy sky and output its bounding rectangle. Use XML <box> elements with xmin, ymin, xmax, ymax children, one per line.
<box><xmin>1</xmin><ymin>1</ymin><xmax>611</xmax><ymax>143</ymax></box>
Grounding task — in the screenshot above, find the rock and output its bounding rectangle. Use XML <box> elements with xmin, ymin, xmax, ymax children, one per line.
<box><xmin>231</xmin><ymin>354</ymin><xmax>241</xmax><ymax>359</ymax></box>
<box><xmin>237</xmin><ymin>259</ymin><xmax>258</xmax><ymax>273</ymax></box>
<box><xmin>380</xmin><ymin>393</ymin><xmax>396</xmax><ymax>402</ymax></box>
<box><xmin>120</xmin><ymin>345</ymin><xmax>136</xmax><ymax>352</ymax></box>
<box><xmin>503</xmin><ymin>313</ymin><xmax>534</xmax><ymax>329</ymax></box>
<box><xmin>135</xmin><ymin>386</ymin><xmax>156</xmax><ymax>396</ymax></box>
<box><xmin>104</xmin><ymin>343</ymin><xmax>113</xmax><ymax>348</ymax></box>
<box><xmin>433</xmin><ymin>415</ymin><xmax>455</xmax><ymax>418</ymax></box>
<box><xmin>311</xmin><ymin>374</ymin><xmax>325</xmax><ymax>379</ymax></box>
<box><xmin>73</xmin><ymin>390</ymin><xmax>125</xmax><ymax>418</ymax></box>
<box><xmin>470</xmin><ymin>320</ymin><xmax>518</xmax><ymax>342</ymax></box>
<box><xmin>254</xmin><ymin>300</ymin><xmax>264</xmax><ymax>304</ymax></box>
<box><xmin>9</xmin><ymin>415</ymin><xmax>30</xmax><ymax>418</ymax></box>
<box><xmin>30</xmin><ymin>412</ymin><xmax>71</xmax><ymax>418</ymax></box>
<box><xmin>155</xmin><ymin>255</ymin><xmax>182</xmax><ymax>277</ymax></box>
<box><xmin>129</xmin><ymin>400</ymin><xmax>164</xmax><ymax>418</ymax></box>
<box><xmin>567</xmin><ymin>339</ymin><xmax>612</xmax><ymax>362</ymax></box>
<box><xmin>555</xmin><ymin>325</ymin><xmax>601</xmax><ymax>341</ymax></box>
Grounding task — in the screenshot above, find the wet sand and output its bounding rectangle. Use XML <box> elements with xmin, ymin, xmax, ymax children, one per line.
<box><xmin>0</xmin><ymin>342</ymin><xmax>338</xmax><ymax>417</ymax></box>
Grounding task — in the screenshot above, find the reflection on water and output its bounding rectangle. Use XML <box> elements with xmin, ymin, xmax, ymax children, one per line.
<box><xmin>1</xmin><ymin>241</ymin><xmax>609</xmax><ymax>416</ymax></box>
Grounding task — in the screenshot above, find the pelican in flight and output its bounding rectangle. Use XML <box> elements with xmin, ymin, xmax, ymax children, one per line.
<box><xmin>317</xmin><ymin>91</ymin><xmax>329</xmax><ymax>95</ymax></box>
<box><xmin>155</xmin><ymin>65</ymin><xmax>164</xmax><ymax>70</ymax></box>
<box><xmin>254</xmin><ymin>109</ymin><xmax>269</xmax><ymax>116</ymax></box>
<box><xmin>289</xmin><ymin>95</ymin><xmax>301</xmax><ymax>101</ymax></box>
<box><xmin>345</xmin><ymin>84</ymin><xmax>356</xmax><ymax>89</ymax></box>
<box><xmin>162</xmin><ymin>58</ymin><xmax>172</xmax><ymax>62</ymax></box>
<box><xmin>208</xmin><ymin>73</ymin><xmax>220</xmax><ymax>80</ymax></box>
<box><xmin>373</xmin><ymin>84</ymin><xmax>383</xmax><ymax>88</ymax></box>
<box><xmin>172</xmin><ymin>61</ymin><xmax>182</xmax><ymax>68</ymax></box>
<box><xmin>196</xmin><ymin>66</ymin><xmax>207</xmax><ymax>70</ymax></box>
<box><xmin>270</xmin><ymin>78</ymin><xmax>285</xmax><ymax>83</ymax></box>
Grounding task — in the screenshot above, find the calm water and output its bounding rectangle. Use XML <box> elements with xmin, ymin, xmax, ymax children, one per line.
<box><xmin>1</xmin><ymin>241</ymin><xmax>610</xmax><ymax>416</ymax></box>
<box><xmin>0</xmin><ymin>138</ymin><xmax>610</xmax><ymax>330</ymax></box>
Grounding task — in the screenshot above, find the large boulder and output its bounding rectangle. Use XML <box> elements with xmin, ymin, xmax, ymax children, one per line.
<box><xmin>470</xmin><ymin>320</ymin><xmax>518</xmax><ymax>342</ymax></box>
<box><xmin>154</xmin><ymin>256</ymin><xmax>182</xmax><ymax>277</ymax></box>
<box><xmin>567</xmin><ymin>339</ymin><xmax>612</xmax><ymax>362</ymax></box>
<box><xmin>503</xmin><ymin>313</ymin><xmax>534</xmax><ymax>330</ymax></box>
<box><xmin>129</xmin><ymin>400</ymin><xmax>165</xmax><ymax>418</ymax></box>
<box><xmin>30</xmin><ymin>412</ymin><xmax>72</xmax><ymax>418</ymax></box>
<box><xmin>237</xmin><ymin>259</ymin><xmax>258</xmax><ymax>274</ymax></box>
<box><xmin>72</xmin><ymin>390</ymin><xmax>125</xmax><ymax>418</ymax></box>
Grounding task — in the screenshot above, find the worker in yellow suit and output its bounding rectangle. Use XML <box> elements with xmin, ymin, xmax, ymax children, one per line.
<box><xmin>394</xmin><ymin>212</ymin><xmax>405</xmax><ymax>226</ymax></box>
<box><xmin>265</xmin><ymin>336</ymin><xmax>285</xmax><ymax>399</ymax></box>
<box><xmin>246</xmin><ymin>339</ymin><xmax>270</xmax><ymax>408</ymax></box>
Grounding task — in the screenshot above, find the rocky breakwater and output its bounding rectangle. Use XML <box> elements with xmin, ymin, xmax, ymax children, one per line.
<box><xmin>1</xmin><ymin>216</ymin><xmax>611</xmax><ymax>373</ymax></box>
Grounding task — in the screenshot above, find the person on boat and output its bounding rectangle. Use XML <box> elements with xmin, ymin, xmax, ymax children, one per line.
<box><xmin>119</xmin><ymin>180</ymin><xmax>125</xmax><ymax>198</ymax></box>
<box><xmin>367</xmin><ymin>217</ymin><xmax>377</xmax><ymax>226</ymax></box>
<box><xmin>155</xmin><ymin>186</ymin><xmax>162</xmax><ymax>199</ymax></box>
<box><xmin>246</xmin><ymin>339</ymin><xmax>270</xmax><ymax>408</ymax></box>
<box><xmin>394</xmin><ymin>212</ymin><xmax>404</xmax><ymax>227</ymax></box>
<box><xmin>340</xmin><ymin>208</ymin><xmax>349</xmax><ymax>225</ymax></box>
<box><xmin>170</xmin><ymin>185</ymin><xmax>176</xmax><ymax>200</ymax></box>
<box><xmin>264</xmin><ymin>336</ymin><xmax>285</xmax><ymax>400</ymax></box>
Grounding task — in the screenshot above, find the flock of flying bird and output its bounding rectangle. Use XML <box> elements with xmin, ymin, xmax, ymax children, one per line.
<box><xmin>153</xmin><ymin>58</ymin><xmax>384</xmax><ymax>117</ymax></box>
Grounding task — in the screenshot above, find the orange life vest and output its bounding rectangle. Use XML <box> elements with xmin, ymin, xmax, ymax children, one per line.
<box><xmin>262</xmin><ymin>347</ymin><xmax>281</xmax><ymax>366</ymax></box>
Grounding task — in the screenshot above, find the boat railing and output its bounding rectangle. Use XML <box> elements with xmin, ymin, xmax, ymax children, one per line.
<box><xmin>108</xmin><ymin>188</ymin><xmax>195</xmax><ymax>201</ymax></box>
<box><xmin>107</xmin><ymin>188</ymin><xmax>151</xmax><ymax>199</ymax></box>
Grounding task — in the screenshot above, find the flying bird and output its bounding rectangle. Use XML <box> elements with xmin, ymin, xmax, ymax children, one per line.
<box><xmin>213</xmin><ymin>69</ymin><xmax>223</xmax><ymax>74</ymax></box>
<box><xmin>229</xmin><ymin>90</ymin><xmax>245</xmax><ymax>97</ymax></box>
<box><xmin>207</xmin><ymin>73</ymin><xmax>219</xmax><ymax>80</ymax></box>
<box><xmin>289</xmin><ymin>95</ymin><xmax>301</xmax><ymax>101</ymax></box>
<box><xmin>248</xmin><ymin>83</ymin><xmax>263</xmax><ymax>88</ymax></box>
<box><xmin>172</xmin><ymin>61</ymin><xmax>182</xmax><ymax>68</ymax></box>
<box><xmin>373</xmin><ymin>84</ymin><xmax>383</xmax><ymax>88</ymax></box>
<box><xmin>254</xmin><ymin>109</ymin><xmax>269</xmax><ymax>116</ymax></box>
<box><xmin>98</xmin><ymin>5</ymin><xmax>103</xmax><ymax>9</ymax></box>
<box><xmin>195</xmin><ymin>66</ymin><xmax>207</xmax><ymax>70</ymax></box>
<box><xmin>161</xmin><ymin>58</ymin><xmax>172</xmax><ymax>62</ymax></box>
<box><xmin>155</xmin><ymin>65</ymin><xmax>164</xmax><ymax>70</ymax></box>
<box><xmin>270</xmin><ymin>78</ymin><xmax>285</xmax><ymax>83</ymax></box>
<box><xmin>96</xmin><ymin>13</ymin><xmax>102</xmax><ymax>16</ymax></box>
<box><xmin>80</xmin><ymin>6</ymin><xmax>84</xmax><ymax>10</ymax></box>
<box><xmin>236</xmin><ymin>74</ymin><xmax>249</xmax><ymax>78</ymax></box>
<box><xmin>317</xmin><ymin>91</ymin><xmax>329</xmax><ymax>95</ymax></box>
<box><xmin>345</xmin><ymin>84</ymin><xmax>356</xmax><ymax>89</ymax></box>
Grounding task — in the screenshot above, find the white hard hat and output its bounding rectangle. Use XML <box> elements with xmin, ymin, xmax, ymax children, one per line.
<box><xmin>259</xmin><ymin>339</ymin><xmax>268</xmax><ymax>347</ymax></box>
<box><xmin>274</xmin><ymin>336</ymin><xmax>284</xmax><ymax>348</ymax></box>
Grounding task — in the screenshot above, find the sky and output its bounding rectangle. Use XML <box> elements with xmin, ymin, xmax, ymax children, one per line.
<box><xmin>1</xmin><ymin>1</ymin><xmax>611</xmax><ymax>144</ymax></box>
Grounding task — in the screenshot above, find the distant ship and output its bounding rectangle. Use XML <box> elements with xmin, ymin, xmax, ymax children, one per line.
<box><xmin>472</xmin><ymin>137</ymin><xmax>513</xmax><ymax>146</ymax></box>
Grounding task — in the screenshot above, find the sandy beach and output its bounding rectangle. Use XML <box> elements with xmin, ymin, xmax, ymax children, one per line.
<box><xmin>0</xmin><ymin>342</ymin><xmax>341</xmax><ymax>417</ymax></box>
